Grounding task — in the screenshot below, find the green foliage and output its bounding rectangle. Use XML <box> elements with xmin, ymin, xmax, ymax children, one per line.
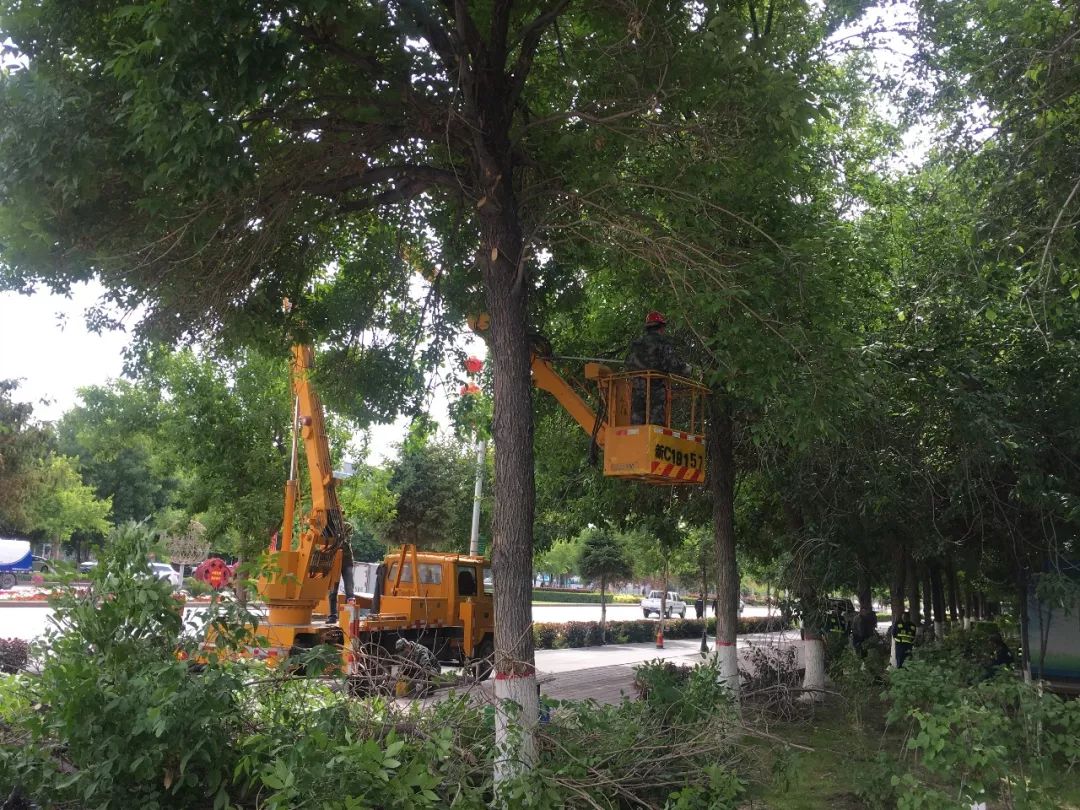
<box><xmin>0</xmin><ymin>380</ymin><xmax>54</xmax><ymax>533</ymax></box>
<box><xmin>24</xmin><ymin>453</ymin><xmax>111</xmax><ymax>545</ymax></box>
<box><xmin>379</xmin><ymin>429</ymin><xmax>487</xmax><ymax>553</ymax></box>
<box><xmin>57</xmin><ymin>381</ymin><xmax>176</xmax><ymax>525</ymax></box>
<box><xmin>0</xmin><ymin>526</ymin><xmax>755</xmax><ymax>809</ymax></box>
<box><xmin>577</xmin><ymin>527</ymin><xmax>633</xmax><ymax>588</ymax></box>
<box><xmin>0</xmin><ymin>523</ymin><xmax>248</xmax><ymax>808</ymax></box>
<box><xmin>861</xmin><ymin>629</ymin><xmax>1080</xmax><ymax>809</ymax></box>
<box><xmin>530</xmin><ymin>589</ymin><xmax>639</xmax><ymax>605</ymax></box>
<box><xmin>534</xmin><ymin>537</ymin><xmax>582</xmax><ymax>585</ymax></box>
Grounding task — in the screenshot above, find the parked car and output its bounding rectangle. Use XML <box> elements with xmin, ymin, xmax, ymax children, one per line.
<box><xmin>641</xmin><ymin>590</ymin><xmax>686</xmax><ymax>618</ymax></box>
<box><xmin>149</xmin><ymin>562</ymin><xmax>182</xmax><ymax>590</ymax></box>
<box><xmin>77</xmin><ymin>560</ymin><xmax>98</xmax><ymax>576</ymax></box>
<box><xmin>32</xmin><ymin>555</ymin><xmax>53</xmax><ymax>573</ymax></box>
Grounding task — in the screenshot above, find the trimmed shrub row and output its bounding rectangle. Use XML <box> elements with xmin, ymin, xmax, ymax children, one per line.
<box><xmin>532</xmin><ymin>615</ymin><xmax>791</xmax><ymax>649</ymax></box>
<box><xmin>530</xmin><ymin>589</ymin><xmax>640</xmax><ymax>604</ymax></box>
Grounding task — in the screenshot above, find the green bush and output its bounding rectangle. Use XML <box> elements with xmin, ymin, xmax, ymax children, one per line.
<box><xmin>530</xmin><ymin>589</ymin><xmax>638</xmax><ymax>604</ymax></box>
<box><xmin>183</xmin><ymin>577</ymin><xmax>213</xmax><ymax>597</ymax></box>
<box><xmin>857</xmin><ymin>629</ymin><xmax>1080</xmax><ymax>809</ymax></box>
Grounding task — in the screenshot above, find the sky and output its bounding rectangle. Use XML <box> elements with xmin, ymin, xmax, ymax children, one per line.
<box><xmin>0</xmin><ymin>280</ymin><xmax>485</xmax><ymax>464</ymax></box>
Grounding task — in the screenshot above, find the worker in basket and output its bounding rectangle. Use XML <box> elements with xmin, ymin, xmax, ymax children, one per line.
<box><xmin>625</xmin><ymin>311</ymin><xmax>692</xmax><ymax>425</ymax></box>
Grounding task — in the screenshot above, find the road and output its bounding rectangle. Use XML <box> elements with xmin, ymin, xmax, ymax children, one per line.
<box><xmin>0</xmin><ymin>590</ymin><xmax>774</xmax><ymax>642</ymax></box>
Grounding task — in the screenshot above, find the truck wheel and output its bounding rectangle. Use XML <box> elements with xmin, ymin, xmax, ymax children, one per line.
<box><xmin>643</xmin><ymin>610</ymin><xmax>650</xmax><ymax>618</ymax></box>
<box><xmin>466</xmin><ymin>637</ymin><xmax>495</xmax><ymax>682</ymax></box>
<box><xmin>0</xmin><ymin>572</ymin><xmax>15</xmax><ymax>590</ymax></box>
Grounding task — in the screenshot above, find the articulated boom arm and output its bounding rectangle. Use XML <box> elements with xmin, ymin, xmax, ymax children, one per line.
<box><xmin>530</xmin><ymin>354</ymin><xmax>609</xmax><ymax>448</ymax></box>
<box><xmin>530</xmin><ymin>351</ymin><xmax>708</xmax><ymax>485</ymax></box>
<box><xmin>260</xmin><ymin>345</ymin><xmax>347</xmax><ymax>624</ymax></box>
<box><xmin>290</xmin><ymin>345</ymin><xmax>348</xmax><ymax>581</ymax></box>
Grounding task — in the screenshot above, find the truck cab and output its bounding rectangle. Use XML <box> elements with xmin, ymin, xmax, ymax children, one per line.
<box><xmin>344</xmin><ymin>545</ymin><xmax>495</xmax><ymax>678</ymax></box>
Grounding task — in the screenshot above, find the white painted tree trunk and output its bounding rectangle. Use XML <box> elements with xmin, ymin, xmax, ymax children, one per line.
<box><xmin>801</xmin><ymin>637</ymin><xmax>826</xmax><ymax>701</ymax></box>
<box><xmin>934</xmin><ymin>620</ymin><xmax>945</xmax><ymax>639</ymax></box>
<box><xmin>714</xmin><ymin>643</ymin><xmax>739</xmax><ymax>694</ymax></box>
<box><xmin>493</xmin><ymin>674</ymin><xmax>539</xmax><ymax>790</ymax></box>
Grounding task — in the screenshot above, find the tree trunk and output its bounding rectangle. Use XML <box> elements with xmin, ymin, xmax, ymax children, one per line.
<box><xmin>707</xmin><ymin>393</ymin><xmax>739</xmax><ymax>694</ymax></box>
<box><xmin>905</xmin><ymin>553</ymin><xmax>921</xmax><ymax>625</ymax></box>
<box><xmin>922</xmin><ymin>563</ymin><xmax>934</xmax><ymax>634</ymax></box>
<box><xmin>799</xmin><ymin>585</ymin><xmax>826</xmax><ymax>700</ymax></box>
<box><xmin>479</xmin><ymin>178</ymin><xmax>538</xmax><ymax>783</ymax></box>
<box><xmin>600</xmin><ymin>575</ymin><xmax>607</xmax><ymax>635</ymax></box>
<box><xmin>1016</xmin><ymin>565</ymin><xmax>1032</xmax><ymax>683</ymax></box>
<box><xmin>856</xmin><ymin>556</ymin><xmax>872</xmax><ymax>613</ymax></box>
<box><xmin>929</xmin><ymin>560</ymin><xmax>946</xmax><ymax>638</ymax></box>
<box><xmin>945</xmin><ymin>555</ymin><xmax>960</xmax><ymax>622</ymax></box>
<box><xmin>890</xmin><ymin>543</ymin><xmax>906</xmax><ymax>623</ymax></box>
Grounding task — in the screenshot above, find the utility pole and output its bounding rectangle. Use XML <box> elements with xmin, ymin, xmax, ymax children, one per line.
<box><xmin>470</xmin><ymin>439</ymin><xmax>486</xmax><ymax>556</ymax></box>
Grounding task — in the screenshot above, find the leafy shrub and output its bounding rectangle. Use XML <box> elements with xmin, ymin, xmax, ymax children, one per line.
<box><xmin>858</xmin><ymin>629</ymin><xmax>1080</xmax><ymax>809</ymax></box>
<box><xmin>183</xmin><ymin>576</ymin><xmax>213</xmax><ymax>597</ymax></box>
<box><xmin>534</xmin><ymin>623</ymin><xmax>559</xmax><ymax>649</ymax></box>
<box><xmin>531</xmin><ymin>588</ymin><xmax>639</xmax><ymax>604</ymax></box>
<box><xmin>0</xmin><ymin>639</ymin><xmax>29</xmax><ymax>674</ymax></box>
<box><xmin>0</xmin><ymin>526</ymin><xmax>753</xmax><ymax>809</ymax></box>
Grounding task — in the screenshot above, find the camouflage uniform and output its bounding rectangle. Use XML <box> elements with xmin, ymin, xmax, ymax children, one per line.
<box><xmin>395</xmin><ymin>638</ymin><xmax>441</xmax><ymax>694</ymax></box>
<box><xmin>625</xmin><ymin>330</ymin><xmax>691</xmax><ymax>425</ymax></box>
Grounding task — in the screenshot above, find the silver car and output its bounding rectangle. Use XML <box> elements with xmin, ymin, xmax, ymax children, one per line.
<box><xmin>149</xmin><ymin>562</ymin><xmax>182</xmax><ymax>590</ymax></box>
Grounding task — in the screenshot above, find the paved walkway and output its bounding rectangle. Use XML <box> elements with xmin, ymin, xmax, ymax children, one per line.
<box><xmin>483</xmin><ymin>634</ymin><xmax>808</xmax><ymax>704</ymax></box>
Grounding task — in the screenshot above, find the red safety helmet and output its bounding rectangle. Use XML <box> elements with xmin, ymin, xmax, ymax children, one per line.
<box><xmin>644</xmin><ymin>311</ymin><xmax>667</xmax><ymax>328</ymax></box>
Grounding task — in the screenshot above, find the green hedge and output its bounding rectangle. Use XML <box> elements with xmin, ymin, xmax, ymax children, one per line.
<box><xmin>531</xmin><ymin>589</ymin><xmax>640</xmax><ymax>604</ymax></box>
<box><xmin>532</xmin><ymin>615</ymin><xmax>792</xmax><ymax>649</ymax></box>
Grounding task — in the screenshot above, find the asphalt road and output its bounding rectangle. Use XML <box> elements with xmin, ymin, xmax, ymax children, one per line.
<box><xmin>0</xmin><ymin>592</ymin><xmax>773</xmax><ymax>642</ymax></box>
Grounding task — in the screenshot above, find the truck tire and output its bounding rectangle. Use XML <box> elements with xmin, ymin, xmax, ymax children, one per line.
<box><xmin>0</xmin><ymin>572</ymin><xmax>15</xmax><ymax>590</ymax></box>
<box><xmin>642</xmin><ymin>610</ymin><xmax>651</xmax><ymax>618</ymax></box>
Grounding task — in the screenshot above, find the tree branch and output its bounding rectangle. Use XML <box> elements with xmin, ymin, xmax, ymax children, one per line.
<box><xmin>509</xmin><ymin>0</ymin><xmax>571</xmax><ymax>104</ymax></box>
<box><xmin>333</xmin><ymin>165</ymin><xmax>464</xmax><ymax>211</ymax></box>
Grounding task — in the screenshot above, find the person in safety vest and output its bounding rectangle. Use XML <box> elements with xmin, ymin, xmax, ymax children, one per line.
<box><xmin>625</xmin><ymin>311</ymin><xmax>692</xmax><ymax>425</ymax></box>
<box><xmin>890</xmin><ymin>610</ymin><xmax>917</xmax><ymax>668</ymax></box>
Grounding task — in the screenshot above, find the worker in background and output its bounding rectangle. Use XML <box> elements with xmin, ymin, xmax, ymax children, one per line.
<box><xmin>694</xmin><ymin>597</ymin><xmax>705</xmax><ymax>619</ymax></box>
<box><xmin>326</xmin><ymin>540</ymin><xmax>355</xmax><ymax>624</ymax></box>
<box><xmin>625</xmin><ymin>311</ymin><xmax>692</xmax><ymax>425</ymax></box>
<box><xmin>890</xmin><ymin>610</ymin><xmax>917</xmax><ymax>669</ymax></box>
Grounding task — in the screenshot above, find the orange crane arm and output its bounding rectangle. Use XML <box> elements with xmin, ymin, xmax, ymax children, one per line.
<box><xmin>530</xmin><ymin>354</ymin><xmax>607</xmax><ymax>449</ymax></box>
<box><xmin>287</xmin><ymin>344</ymin><xmax>347</xmax><ymax>582</ymax></box>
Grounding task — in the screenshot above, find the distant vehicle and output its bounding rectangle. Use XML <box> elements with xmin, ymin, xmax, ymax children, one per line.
<box><xmin>641</xmin><ymin>590</ymin><xmax>686</xmax><ymax>619</ymax></box>
<box><xmin>149</xmin><ymin>562</ymin><xmax>182</xmax><ymax>590</ymax></box>
<box><xmin>0</xmin><ymin>538</ymin><xmax>33</xmax><ymax>590</ymax></box>
<box><xmin>77</xmin><ymin>560</ymin><xmax>98</xmax><ymax>576</ymax></box>
<box><xmin>32</xmin><ymin>555</ymin><xmax>53</xmax><ymax>574</ymax></box>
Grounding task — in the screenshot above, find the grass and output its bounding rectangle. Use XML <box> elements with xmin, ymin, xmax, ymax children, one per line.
<box><xmin>742</xmin><ymin>698</ymin><xmax>889</xmax><ymax>809</ymax></box>
<box><xmin>741</xmin><ymin>690</ymin><xmax>1080</xmax><ymax>809</ymax></box>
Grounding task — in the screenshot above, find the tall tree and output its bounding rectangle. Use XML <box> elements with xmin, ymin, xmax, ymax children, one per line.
<box><xmin>0</xmin><ymin>380</ymin><xmax>53</xmax><ymax>534</ymax></box>
<box><xmin>577</xmin><ymin>527</ymin><xmax>633</xmax><ymax>634</ymax></box>
<box><xmin>24</xmin><ymin>454</ymin><xmax>112</xmax><ymax>559</ymax></box>
<box><xmin>0</xmin><ymin>1</ymin><xmax>775</xmax><ymax>775</ymax></box>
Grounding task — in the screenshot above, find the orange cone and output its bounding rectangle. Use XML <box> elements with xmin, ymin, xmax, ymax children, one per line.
<box><xmin>655</xmin><ymin>626</ymin><xmax>664</xmax><ymax>648</ymax></box>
